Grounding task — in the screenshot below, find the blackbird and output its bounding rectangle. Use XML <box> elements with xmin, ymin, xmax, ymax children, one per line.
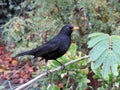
<box><xmin>15</xmin><ymin>24</ymin><xmax>79</xmax><ymax>74</ymax></box>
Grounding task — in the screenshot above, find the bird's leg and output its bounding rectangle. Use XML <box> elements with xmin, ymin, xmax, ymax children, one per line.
<box><xmin>31</xmin><ymin>57</ymin><xmax>36</xmax><ymax>64</ymax></box>
<box><xmin>45</xmin><ymin>60</ymin><xmax>50</xmax><ymax>76</ymax></box>
<box><xmin>55</xmin><ymin>60</ymin><xmax>65</xmax><ymax>69</ymax></box>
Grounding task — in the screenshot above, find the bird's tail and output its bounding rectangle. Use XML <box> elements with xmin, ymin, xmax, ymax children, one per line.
<box><xmin>14</xmin><ymin>50</ymin><xmax>32</xmax><ymax>57</ymax></box>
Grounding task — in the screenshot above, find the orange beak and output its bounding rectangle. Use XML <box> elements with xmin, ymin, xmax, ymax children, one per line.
<box><xmin>72</xmin><ymin>27</ymin><xmax>80</xmax><ymax>30</ymax></box>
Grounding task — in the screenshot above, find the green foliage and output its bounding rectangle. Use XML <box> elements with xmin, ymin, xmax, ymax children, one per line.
<box><xmin>1</xmin><ymin>0</ymin><xmax>80</xmax><ymax>55</ymax></box>
<box><xmin>88</xmin><ymin>32</ymin><xmax>120</xmax><ymax>78</ymax></box>
<box><xmin>37</xmin><ymin>43</ymin><xmax>89</xmax><ymax>90</ymax></box>
<box><xmin>1</xmin><ymin>0</ymin><xmax>120</xmax><ymax>89</ymax></box>
<box><xmin>2</xmin><ymin>0</ymin><xmax>120</xmax><ymax>54</ymax></box>
<box><xmin>42</xmin><ymin>84</ymin><xmax>60</xmax><ymax>90</ymax></box>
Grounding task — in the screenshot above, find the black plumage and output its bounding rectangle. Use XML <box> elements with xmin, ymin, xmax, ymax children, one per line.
<box><xmin>15</xmin><ymin>24</ymin><xmax>79</xmax><ymax>73</ymax></box>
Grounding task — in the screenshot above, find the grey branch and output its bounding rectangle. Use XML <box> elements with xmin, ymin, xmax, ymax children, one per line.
<box><xmin>15</xmin><ymin>55</ymin><xmax>89</xmax><ymax>90</ymax></box>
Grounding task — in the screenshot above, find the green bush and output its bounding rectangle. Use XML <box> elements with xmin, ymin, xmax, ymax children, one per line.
<box><xmin>1</xmin><ymin>0</ymin><xmax>120</xmax><ymax>89</ymax></box>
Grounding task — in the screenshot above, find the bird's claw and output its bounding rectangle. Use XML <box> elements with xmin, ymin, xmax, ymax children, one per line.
<box><xmin>61</xmin><ymin>64</ymin><xmax>65</xmax><ymax>69</ymax></box>
<box><xmin>46</xmin><ymin>70</ymin><xmax>50</xmax><ymax>76</ymax></box>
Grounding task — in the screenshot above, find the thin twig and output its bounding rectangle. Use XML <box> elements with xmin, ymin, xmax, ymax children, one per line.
<box><xmin>15</xmin><ymin>55</ymin><xmax>89</xmax><ymax>90</ymax></box>
<box><xmin>8</xmin><ymin>81</ymin><xmax>13</xmax><ymax>90</ymax></box>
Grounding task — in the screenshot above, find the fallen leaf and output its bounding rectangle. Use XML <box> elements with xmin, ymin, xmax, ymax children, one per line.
<box><xmin>11</xmin><ymin>60</ymin><xmax>18</xmax><ymax>66</ymax></box>
<box><xmin>2</xmin><ymin>73</ymin><xmax>9</xmax><ymax>80</ymax></box>
<box><xmin>25</xmin><ymin>65</ymin><xmax>34</xmax><ymax>73</ymax></box>
<box><xmin>0</xmin><ymin>67</ymin><xmax>4</xmax><ymax>73</ymax></box>
<box><xmin>58</xmin><ymin>83</ymin><xmax>64</xmax><ymax>88</ymax></box>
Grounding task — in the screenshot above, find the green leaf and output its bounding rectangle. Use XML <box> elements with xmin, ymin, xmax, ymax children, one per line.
<box><xmin>47</xmin><ymin>84</ymin><xmax>60</xmax><ymax>90</ymax></box>
<box><xmin>52</xmin><ymin>85</ymin><xmax>60</xmax><ymax>90</ymax></box>
<box><xmin>112</xmin><ymin>44</ymin><xmax>120</xmax><ymax>64</ymax></box>
<box><xmin>89</xmin><ymin>39</ymin><xmax>109</xmax><ymax>61</ymax></box>
<box><xmin>88</xmin><ymin>32</ymin><xmax>120</xmax><ymax>78</ymax></box>
<box><xmin>76</xmin><ymin>78</ymin><xmax>90</xmax><ymax>90</ymax></box>
<box><xmin>102</xmin><ymin>55</ymin><xmax>110</xmax><ymax>78</ymax></box>
<box><xmin>102</xmin><ymin>53</ymin><xmax>118</xmax><ymax>78</ymax></box>
<box><xmin>69</xmin><ymin>43</ymin><xmax>77</xmax><ymax>56</ymax></box>
<box><xmin>94</xmin><ymin>49</ymin><xmax>108</xmax><ymax>68</ymax></box>
<box><xmin>110</xmin><ymin>53</ymin><xmax>118</xmax><ymax>76</ymax></box>
<box><xmin>88</xmin><ymin>34</ymin><xmax>109</xmax><ymax>48</ymax></box>
<box><xmin>88</xmin><ymin>32</ymin><xmax>105</xmax><ymax>38</ymax></box>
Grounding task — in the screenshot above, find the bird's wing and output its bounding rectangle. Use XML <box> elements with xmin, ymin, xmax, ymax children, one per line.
<box><xmin>32</xmin><ymin>39</ymin><xmax>59</xmax><ymax>58</ymax></box>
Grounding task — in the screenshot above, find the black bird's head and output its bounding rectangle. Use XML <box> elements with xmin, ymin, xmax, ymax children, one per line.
<box><xmin>60</xmin><ymin>24</ymin><xmax>80</xmax><ymax>36</ymax></box>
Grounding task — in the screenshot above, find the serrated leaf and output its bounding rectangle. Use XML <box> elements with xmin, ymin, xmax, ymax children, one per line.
<box><xmin>113</xmin><ymin>43</ymin><xmax>120</xmax><ymax>55</ymax></box>
<box><xmin>94</xmin><ymin>49</ymin><xmax>108</xmax><ymax>68</ymax></box>
<box><xmin>102</xmin><ymin>52</ymin><xmax>118</xmax><ymax>78</ymax></box>
<box><xmin>112</xmin><ymin>43</ymin><xmax>120</xmax><ymax>62</ymax></box>
<box><xmin>110</xmin><ymin>54</ymin><xmax>118</xmax><ymax>76</ymax></box>
<box><xmin>102</xmin><ymin>56</ymin><xmax>110</xmax><ymax>78</ymax></box>
<box><xmin>88</xmin><ymin>34</ymin><xmax>109</xmax><ymax>48</ymax></box>
<box><xmin>112</xmin><ymin>37</ymin><xmax>120</xmax><ymax>45</ymax></box>
<box><xmin>89</xmin><ymin>39</ymin><xmax>109</xmax><ymax>61</ymax></box>
<box><xmin>112</xmin><ymin>35</ymin><xmax>120</xmax><ymax>40</ymax></box>
<box><xmin>88</xmin><ymin>33</ymin><xmax>120</xmax><ymax>78</ymax></box>
<box><xmin>88</xmin><ymin>32</ymin><xmax>105</xmax><ymax>38</ymax></box>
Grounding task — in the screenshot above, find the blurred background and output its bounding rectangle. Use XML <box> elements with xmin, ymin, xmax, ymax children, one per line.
<box><xmin>0</xmin><ymin>0</ymin><xmax>120</xmax><ymax>55</ymax></box>
<box><xmin>0</xmin><ymin>0</ymin><xmax>120</xmax><ymax>90</ymax></box>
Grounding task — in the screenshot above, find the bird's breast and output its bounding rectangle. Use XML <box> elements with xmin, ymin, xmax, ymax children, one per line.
<box><xmin>58</xmin><ymin>36</ymin><xmax>71</xmax><ymax>53</ymax></box>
